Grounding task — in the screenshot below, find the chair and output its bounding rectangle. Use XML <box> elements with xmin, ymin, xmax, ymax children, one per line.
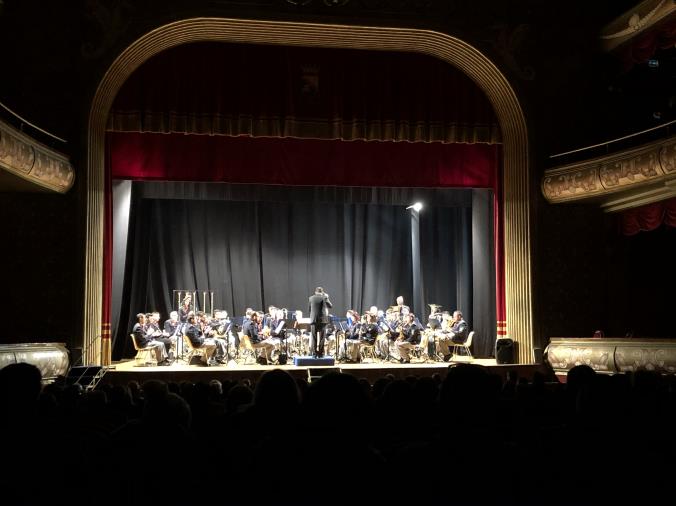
<box><xmin>130</xmin><ymin>334</ymin><xmax>157</xmax><ymax>367</ymax></box>
<box><xmin>359</xmin><ymin>341</ymin><xmax>378</xmax><ymax>363</ymax></box>
<box><xmin>182</xmin><ymin>333</ymin><xmax>208</xmax><ymax>365</ymax></box>
<box><xmin>409</xmin><ymin>341</ymin><xmax>424</xmax><ymax>363</ymax></box>
<box><xmin>451</xmin><ymin>330</ymin><xmax>474</xmax><ymax>360</ymax></box>
<box><xmin>237</xmin><ymin>332</ymin><xmax>258</xmax><ymax>365</ymax></box>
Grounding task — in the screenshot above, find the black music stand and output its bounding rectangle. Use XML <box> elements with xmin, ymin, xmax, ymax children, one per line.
<box><xmin>280</xmin><ymin>319</ymin><xmax>296</xmax><ymax>360</ymax></box>
<box><xmin>336</xmin><ymin>321</ymin><xmax>348</xmax><ymax>362</ymax></box>
<box><xmin>294</xmin><ymin>321</ymin><xmax>312</xmax><ymax>356</ymax></box>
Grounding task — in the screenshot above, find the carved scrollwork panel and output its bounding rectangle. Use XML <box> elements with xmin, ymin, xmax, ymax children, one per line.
<box><xmin>543</xmin><ymin>136</ymin><xmax>676</xmax><ymax>204</ymax></box>
<box><xmin>599</xmin><ymin>150</ymin><xmax>662</xmax><ymax>189</ymax></box>
<box><xmin>659</xmin><ymin>138</ymin><xmax>676</xmax><ymax>174</ymax></box>
<box><xmin>0</xmin><ymin>127</ymin><xmax>35</xmax><ymax>174</ymax></box>
<box><xmin>542</xmin><ymin>164</ymin><xmax>603</xmax><ymax>201</ymax></box>
<box><xmin>546</xmin><ymin>339</ymin><xmax>676</xmax><ymax>376</ymax></box>
<box><xmin>32</xmin><ymin>150</ymin><xmax>75</xmax><ymax>191</ymax></box>
<box><xmin>614</xmin><ymin>346</ymin><xmax>676</xmax><ymax>374</ymax></box>
<box><xmin>545</xmin><ymin>343</ymin><xmax>614</xmax><ymax>373</ymax></box>
<box><xmin>0</xmin><ymin>119</ymin><xmax>74</xmax><ymax>193</ymax></box>
<box><xmin>0</xmin><ymin>343</ymin><xmax>70</xmax><ymax>381</ymax></box>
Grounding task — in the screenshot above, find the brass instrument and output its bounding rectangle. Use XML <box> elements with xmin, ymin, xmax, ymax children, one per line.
<box><xmin>396</xmin><ymin>323</ymin><xmax>405</xmax><ymax>341</ymax></box>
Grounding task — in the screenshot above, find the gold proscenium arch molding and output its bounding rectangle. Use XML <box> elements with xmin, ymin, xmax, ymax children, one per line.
<box><xmin>85</xmin><ymin>18</ymin><xmax>533</xmax><ymax>365</ymax></box>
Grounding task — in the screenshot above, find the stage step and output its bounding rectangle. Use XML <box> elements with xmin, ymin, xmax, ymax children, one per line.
<box><xmin>65</xmin><ymin>365</ymin><xmax>108</xmax><ymax>392</ymax></box>
<box><xmin>293</xmin><ymin>356</ymin><xmax>335</xmax><ymax>366</ymax></box>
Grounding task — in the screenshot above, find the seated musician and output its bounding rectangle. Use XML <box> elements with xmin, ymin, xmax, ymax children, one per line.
<box><xmin>263</xmin><ymin>306</ymin><xmax>278</xmax><ymax>330</ymax></box>
<box><xmin>148</xmin><ymin>312</ymin><xmax>175</xmax><ymax>363</ymax></box>
<box><xmin>132</xmin><ymin>313</ymin><xmax>169</xmax><ymax>365</ymax></box>
<box><xmin>436</xmin><ymin>310</ymin><xmax>469</xmax><ymax>361</ymax></box>
<box><xmin>184</xmin><ymin>314</ymin><xmax>218</xmax><ymax>365</ymax></box>
<box><xmin>346</xmin><ymin>310</ymin><xmax>360</xmax><ymax>329</ymax></box>
<box><xmin>163</xmin><ymin>311</ymin><xmax>181</xmax><ymax>338</ymax></box>
<box><xmin>211</xmin><ymin>309</ymin><xmax>230</xmax><ymax>335</ymax></box>
<box><xmin>262</xmin><ymin>307</ymin><xmax>286</xmax><ymax>359</ymax></box>
<box><xmin>242</xmin><ymin>311</ymin><xmax>275</xmax><ymax>363</ymax></box>
<box><xmin>198</xmin><ymin>312</ymin><xmax>228</xmax><ymax>364</ymax></box>
<box><xmin>339</xmin><ymin>313</ymin><xmax>379</xmax><ymax>362</ymax></box>
<box><xmin>214</xmin><ymin>309</ymin><xmax>238</xmax><ymax>359</ymax></box>
<box><xmin>395</xmin><ymin>313</ymin><xmax>421</xmax><ymax>364</ymax></box>
<box><xmin>376</xmin><ymin>308</ymin><xmax>401</xmax><ymax>360</ymax></box>
<box><xmin>395</xmin><ymin>295</ymin><xmax>411</xmax><ymax>319</ymax></box>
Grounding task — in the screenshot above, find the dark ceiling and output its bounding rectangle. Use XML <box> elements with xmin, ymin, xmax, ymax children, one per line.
<box><xmin>0</xmin><ymin>0</ymin><xmax>669</xmax><ymax>159</ymax></box>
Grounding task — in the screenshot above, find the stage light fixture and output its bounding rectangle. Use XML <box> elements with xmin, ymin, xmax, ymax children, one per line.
<box><xmin>406</xmin><ymin>202</ymin><xmax>423</xmax><ymax>212</ymax></box>
<box><xmin>648</xmin><ymin>59</ymin><xmax>659</xmax><ymax>68</ymax></box>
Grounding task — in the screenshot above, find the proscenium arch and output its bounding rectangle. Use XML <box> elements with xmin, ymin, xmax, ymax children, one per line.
<box><xmin>84</xmin><ymin>18</ymin><xmax>533</xmax><ymax>365</ymax></box>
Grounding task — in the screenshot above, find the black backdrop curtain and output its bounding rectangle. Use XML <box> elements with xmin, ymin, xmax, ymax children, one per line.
<box><xmin>114</xmin><ymin>182</ymin><xmax>495</xmax><ymax>359</ymax></box>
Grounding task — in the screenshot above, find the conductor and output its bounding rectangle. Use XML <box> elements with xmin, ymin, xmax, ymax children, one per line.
<box><xmin>309</xmin><ymin>286</ymin><xmax>332</xmax><ymax>358</ymax></box>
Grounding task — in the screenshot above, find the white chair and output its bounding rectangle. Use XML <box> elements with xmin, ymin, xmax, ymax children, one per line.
<box><xmin>130</xmin><ymin>334</ymin><xmax>157</xmax><ymax>367</ymax></box>
<box><xmin>451</xmin><ymin>330</ymin><xmax>474</xmax><ymax>360</ymax></box>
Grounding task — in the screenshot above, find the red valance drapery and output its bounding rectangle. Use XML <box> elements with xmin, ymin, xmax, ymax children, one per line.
<box><xmin>619</xmin><ymin>197</ymin><xmax>676</xmax><ymax>235</ymax></box>
<box><xmin>108</xmin><ymin>132</ymin><xmax>499</xmax><ymax>188</ymax></box>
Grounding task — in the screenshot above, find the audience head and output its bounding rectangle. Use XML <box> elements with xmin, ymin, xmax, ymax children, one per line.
<box><xmin>254</xmin><ymin>369</ymin><xmax>299</xmax><ymax>413</ymax></box>
<box><xmin>0</xmin><ymin>362</ymin><xmax>42</xmax><ymax>416</ymax></box>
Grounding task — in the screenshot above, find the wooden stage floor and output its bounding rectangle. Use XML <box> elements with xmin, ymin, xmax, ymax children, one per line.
<box><xmin>101</xmin><ymin>356</ymin><xmax>547</xmax><ymax>386</ymax></box>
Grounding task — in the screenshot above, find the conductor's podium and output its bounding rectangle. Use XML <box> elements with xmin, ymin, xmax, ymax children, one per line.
<box><xmin>293</xmin><ymin>355</ymin><xmax>335</xmax><ymax>366</ymax></box>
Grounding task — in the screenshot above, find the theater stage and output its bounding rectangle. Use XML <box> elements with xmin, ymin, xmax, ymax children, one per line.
<box><xmin>100</xmin><ymin>357</ymin><xmax>548</xmax><ymax>386</ymax></box>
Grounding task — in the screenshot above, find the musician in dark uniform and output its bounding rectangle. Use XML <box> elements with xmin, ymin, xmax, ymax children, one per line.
<box><xmin>308</xmin><ymin>286</ymin><xmax>332</xmax><ymax>358</ymax></box>
<box><xmin>395</xmin><ymin>295</ymin><xmax>411</xmax><ymax>320</ymax></box>
<box><xmin>395</xmin><ymin>313</ymin><xmax>422</xmax><ymax>363</ymax></box>
<box><xmin>437</xmin><ymin>310</ymin><xmax>469</xmax><ymax>361</ymax></box>
<box><xmin>339</xmin><ymin>313</ymin><xmax>379</xmax><ymax>362</ymax></box>
<box><xmin>178</xmin><ymin>294</ymin><xmax>192</xmax><ymax>324</ymax></box>
<box><xmin>242</xmin><ymin>312</ymin><xmax>275</xmax><ymax>363</ymax></box>
<box><xmin>132</xmin><ymin>313</ymin><xmax>168</xmax><ymax>364</ymax></box>
<box><xmin>163</xmin><ymin>311</ymin><xmax>180</xmax><ymax>338</ymax></box>
<box><xmin>184</xmin><ymin>314</ymin><xmax>218</xmax><ymax>365</ymax></box>
<box><xmin>147</xmin><ymin>312</ymin><xmax>175</xmax><ymax>364</ymax></box>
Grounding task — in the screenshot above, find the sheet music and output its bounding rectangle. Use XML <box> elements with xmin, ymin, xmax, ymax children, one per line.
<box><xmin>274</xmin><ymin>320</ymin><xmax>285</xmax><ymax>335</ymax></box>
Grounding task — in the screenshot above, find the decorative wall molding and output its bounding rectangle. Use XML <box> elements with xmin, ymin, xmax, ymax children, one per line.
<box><xmin>0</xmin><ymin>118</ymin><xmax>75</xmax><ymax>193</ymax></box>
<box><xmin>542</xmin><ymin>136</ymin><xmax>676</xmax><ymax>212</ymax></box>
<box><xmin>545</xmin><ymin>337</ymin><xmax>676</xmax><ymax>375</ymax></box>
<box><xmin>600</xmin><ymin>0</ymin><xmax>676</xmax><ymax>52</ymax></box>
<box><xmin>0</xmin><ymin>343</ymin><xmax>70</xmax><ymax>381</ymax></box>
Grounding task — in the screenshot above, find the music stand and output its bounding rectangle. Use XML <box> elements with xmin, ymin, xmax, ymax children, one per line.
<box><xmin>336</xmin><ymin>321</ymin><xmax>348</xmax><ymax>362</ymax></box>
<box><xmin>294</xmin><ymin>319</ymin><xmax>312</xmax><ymax>356</ymax></box>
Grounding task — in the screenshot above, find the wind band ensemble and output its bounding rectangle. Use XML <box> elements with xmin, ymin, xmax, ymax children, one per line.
<box><xmin>131</xmin><ymin>293</ymin><xmax>470</xmax><ymax>366</ymax></box>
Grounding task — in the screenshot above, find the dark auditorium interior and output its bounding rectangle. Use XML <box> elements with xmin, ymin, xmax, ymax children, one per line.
<box><xmin>1</xmin><ymin>1</ymin><xmax>675</xmax><ymax>505</ymax></box>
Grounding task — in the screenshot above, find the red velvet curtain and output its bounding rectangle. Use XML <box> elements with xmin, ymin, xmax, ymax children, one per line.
<box><xmin>108</xmin><ymin>42</ymin><xmax>501</xmax><ymax>145</ymax></box>
<box><xmin>619</xmin><ymin>197</ymin><xmax>676</xmax><ymax>235</ymax></box>
<box><xmin>109</xmin><ymin>132</ymin><xmax>499</xmax><ymax>188</ymax></box>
